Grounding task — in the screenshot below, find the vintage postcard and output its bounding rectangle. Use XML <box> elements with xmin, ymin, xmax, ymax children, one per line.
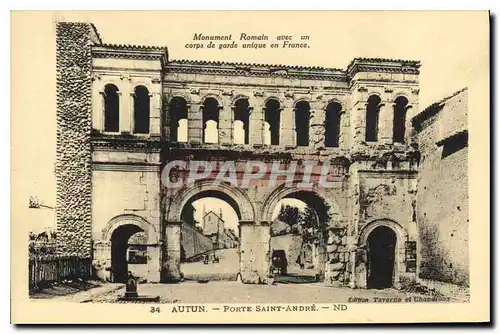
<box><xmin>11</xmin><ymin>11</ymin><xmax>490</xmax><ymax>324</ymax></box>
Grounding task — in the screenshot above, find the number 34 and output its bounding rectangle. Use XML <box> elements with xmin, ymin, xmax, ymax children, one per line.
<box><xmin>150</xmin><ymin>307</ymin><xmax>161</xmax><ymax>313</ymax></box>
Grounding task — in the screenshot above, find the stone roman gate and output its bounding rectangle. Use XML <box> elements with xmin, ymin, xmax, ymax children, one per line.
<box><xmin>56</xmin><ymin>22</ymin><xmax>423</xmax><ymax>288</ymax></box>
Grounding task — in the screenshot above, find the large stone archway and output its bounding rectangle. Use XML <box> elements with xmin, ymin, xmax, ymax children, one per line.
<box><xmin>163</xmin><ymin>181</ymin><xmax>271</xmax><ymax>284</ymax></box>
<box><xmin>166</xmin><ymin>180</ymin><xmax>255</xmax><ymax>222</ymax></box>
<box><xmin>260</xmin><ymin>185</ymin><xmax>343</xmax><ymax>283</ymax></box>
<box><xmin>94</xmin><ymin>214</ymin><xmax>160</xmax><ymax>283</ymax></box>
<box><xmin>260</xmin><ymin>184</ymin><xmax>339</xmax><ymax>223</ymax></box>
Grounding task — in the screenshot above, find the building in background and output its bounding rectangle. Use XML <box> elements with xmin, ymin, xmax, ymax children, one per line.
<box><xmin>202</xmin><ymin>208</ymin><xmax>238</xmax><ymax>249</ymax></box>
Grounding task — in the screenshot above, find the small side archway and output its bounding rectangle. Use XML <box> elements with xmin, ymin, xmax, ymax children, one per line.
<box><xmin>358</xmin><ymin>219</ymin><xmax>406</xmax><ymax>289</ymax></box>
<box><xmin>101</xmin><ymin>215</ymin><xmax>158</xmax><ymax>283</ymax></box>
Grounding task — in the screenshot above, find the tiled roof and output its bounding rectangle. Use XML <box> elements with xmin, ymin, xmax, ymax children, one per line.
<box><xmin>169</xmin><ymin>59</ymin><xmax>345</xmax><ymax>72</ymax></box>
<box><xmin>412</xmin><ymin>87</ymin><xmax>468</xmax><ymax>125</ymax></box>
<box><xmin>348</xmin><ymin>57</ymin><xmax>421</xmax><ymax>67</ymax></box>
<box><xmin>89</xmin><ymin>23</ymin><xmax>103</xmax><ymax>44</ymax></box>
<box><xmin>99</xmin><ymin>43</ymin><xmax>168</xmax><ymax>52</ymax></box>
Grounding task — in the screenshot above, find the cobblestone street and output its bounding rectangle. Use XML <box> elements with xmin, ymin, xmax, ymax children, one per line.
<box><xmin>39</xmin><ymin>281</ymin><xmax>468</xmax><ymax>304</ymax></box>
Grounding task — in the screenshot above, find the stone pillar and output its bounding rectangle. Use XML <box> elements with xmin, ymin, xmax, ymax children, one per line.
<box><xmin>378</xmin><ymin>101</ymin><xmax>393</xmax><ymax>144</ymax></box>
<box><xmin>310</xmin><ymin>104</ymin><xmax>326</xmax><ymax>150</ymax></box>
<box><xmin>163</xmin><ymin>96</ymin><xmax>171</xmax><ymax>140</ymax></box>
<box><xmin>188</xmin><ymin>103</ymin><xmax>202</xmax><ymax>145</ymax></box>
<box><xmin>146</xmin><ymin>244</ymin><xmax>161</xmax><ymax>282</ymax></box>
<box><xmin>354</xmin><ymin>247</ymin><xmax>368</xmax><ymax>289</ymax></box>
<box><xmin>120</xmin><ymin>91</ymin><xmax>131</xmax><ymax>133</ymax></box>
<box><xmin>249</xmin><ymin>96</ymin><xmax>264</xmax><ymax>147</ymax></box>
<box><xmin>150</xmin><ymin>92</ymin><xmax>161</xmax><ymax>136</ymax></box>
<box><xmin>404</xmin><ymin>104</ymin><xmax>415</xmax><ymax>144</ymax></box>
<box><xmin>351</xmin><ymin>106</ymin><xmax>365</xmax><ymax>146</ymax></box>
<box><xmin>92</xmin><ymin>241</ymin><xmax>111</xmax><ymax>281</ymax></box>
<box><xmin>281</xmin><ymin>106</ymin><xmax>295</xmax><ymax>147</ymax></box>
<box><xmin>219</xmin><ymin>103</ymin><xmax>232</xmax><ymax>145</ymax></box>
<box><xmin>161</xmin><ymin>221</ymin><xmax>182</xmax><ymax>282</ymax></box>
<box><xmin>348</xmin><ymin>249</ymin><xmax>357</xmax><ymax>288</ymax></box>
<box><xmin>239</xmin><ymin>221</ymin><xmax>271</xmax><ymax>284</ymax></box>
<box><xmin>349</xmin><ymin>87</ymin><xmax>369</xmax><ymax>148</ymax></box>
<box><xmin>95</xmin><ymin>89</ymin><xmax>105</xmax><ymax>132</ymax></box>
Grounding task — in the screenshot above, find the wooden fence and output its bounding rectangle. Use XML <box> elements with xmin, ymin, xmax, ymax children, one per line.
<box><xmin>28</xmin><ymin>255</ymin><xmax>92</xmax><ymax>294</ymax></box>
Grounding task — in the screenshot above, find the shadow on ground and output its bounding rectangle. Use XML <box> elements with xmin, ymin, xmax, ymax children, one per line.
<box><xmin>30</xmin><ymin>280</ymin><xmax>102</xmax><ymax>299</ymax></box>
<box><xmin>275</xmin><ymin>274</ymin><xmax>318</xmax><ymax>284</ymax></box>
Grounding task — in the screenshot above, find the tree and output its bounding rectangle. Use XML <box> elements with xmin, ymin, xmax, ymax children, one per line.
<box><xmin>277</xmin><ymin>204</ymin><xmax>300</xmax><ymax>228</ymax></box>
<box><xmin>299</xmin><ymin>206</ymin><xmax>320</xmax><ymax>243</ymax></box>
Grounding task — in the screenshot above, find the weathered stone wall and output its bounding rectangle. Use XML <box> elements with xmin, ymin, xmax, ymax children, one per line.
<box><xmin>358</xmin><ymin>171</ymin><xmax>417</xmax><ymax>231</ymax></box>
<box><xmin>55</xmin><ymin>23</ymin><xmax>94</xmax><ymax>257</ymax></box>
<box><xmin>91</xmin><ymin>168</ymin><xmax>161</xmax><ymax>239</ymax></box>
<box><xmin>239</xmin><ymin>222</ymin><xmax>272</xmax><ymax>283</ymax></box>
<box><xmin>181</xmin><ymin>222</ymin><xmax>214</xmax><ymax>259</ymax></box>
<box><xmin>413</xmin><ymin>89</ymin><xmax>469</xmax><ymax>285</ymax></box>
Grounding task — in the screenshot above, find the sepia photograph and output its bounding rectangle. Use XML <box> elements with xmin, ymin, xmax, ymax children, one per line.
<box><xmin>11</xmin><ymin>10</ymin><xmax>489</xmax><ymax>324</ymax></box>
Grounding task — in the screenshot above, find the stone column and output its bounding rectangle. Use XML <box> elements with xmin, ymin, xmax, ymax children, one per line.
<box><xmin>219</xmin><ymin>102</ymin><xmax>232</xmax><ymax>146</ymax></box>
<box><xmin>150</xmin><ymin>92</ymin><xmax>161</xmax><ymax>136</ymax></box>
<box><xmin>249</xmin><ymin>96</ymin><xmax>264</xmax><ymax>147</ymax></box>
<box><xmin>349</xmin><ymin>87</ymin><xmax>368</xmax><ymax>147</ymax></box>
<box><xmin>351</xmin><ymin>106</ymin><xmax>365</xmax><ymax>146</ymax></box>
<box><xmin>161</xmin><ymin>221</ymin><xmax>182</xmax><ymax>282</ymax></box>
<box><xmin>310</xmin><ymin>103</ymin><xmax>326</xmax><ymax>150</ymax></box>
<box><xmin>281</xmin><ymin>105</ymin><xmax>295</xmax><ymax>147</ymax></box>
<box><xmin>404</xmin><ymin>104</ymin><xmax>415</xmax><ymax>144</ymax></box>
<box><xmin>239</xmin><ymin>221</ymin><xmax>271</xmax><ymax>284</ymax></box>
<box><xmin>348</xmin><ymin>249</ymin><xmax>357</xmax><ymax>288</ymax></box>
<box><xmin>95</xmin><ymin>90</ymin><xmax>105</xmax><ymax>132</ymax></box>
<box><xmin>119</xmin><ymin>91</ymin><xmax>132</xmax><ymax>133</ymax></box>
<box><xmin>163</xmin><ymin>97</ymin><xmax>171</xmax><ymax>140</ymax></box>
<box><xmin>92</xmin><ymin>241</ymin><xmax>111</xmax><ymax>281</ymax></box>
<box><xmin>188</xmin><ymin>103</ymin><xmax>203</xmax><ymax>145</ymax></box>
<box><xmin>378</xmin><ymin>101</ymin><xmax>393</xmax><ymax>144</ymax></box>
<box><xmin>146</xmin><ymin>244</ymin><xmax>161</xmax><ymax>282</ymax></box>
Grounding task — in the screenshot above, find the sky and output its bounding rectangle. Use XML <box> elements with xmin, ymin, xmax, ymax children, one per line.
<box><xmin>11</xmin><ymin>11</ymin><xmax>488</xmax><ymax>234</ymax></box>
